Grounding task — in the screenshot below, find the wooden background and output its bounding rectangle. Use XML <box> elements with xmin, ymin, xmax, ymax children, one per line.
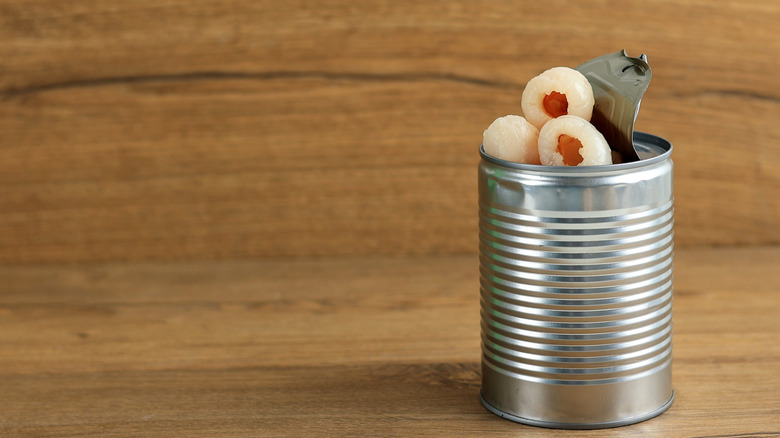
<box><xmin>2</xmin><ymin>2</ymin><xmax>780</xmax><ymax>437</ymax></box>
<box><xmin>1</xmin><ymin>0</ymin><xmax>778</xmax><ymax>265</ymax></box>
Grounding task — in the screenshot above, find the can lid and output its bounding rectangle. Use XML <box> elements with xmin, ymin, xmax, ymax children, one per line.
<box><xmin>575</xmin><ymin>50</ymin><xmax>652</xmax><ymax>163</ymax></box>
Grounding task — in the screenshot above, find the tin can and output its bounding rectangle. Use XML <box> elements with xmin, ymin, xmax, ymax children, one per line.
<box><xmin>478</xmin><ymin>132</ymin><xmax>674</xmax><ymax>429</ymax></box>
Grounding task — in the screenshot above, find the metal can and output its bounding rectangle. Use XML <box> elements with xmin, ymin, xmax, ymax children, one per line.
<box><xmin>478</xmin><ymin>132</ymin><xmax>674</xmax><ymax>429</ymax></box>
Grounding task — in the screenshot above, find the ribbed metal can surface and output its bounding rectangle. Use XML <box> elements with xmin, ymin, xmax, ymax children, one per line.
<box><xmin>479</xmin><ymin>132</ymin><xmax>674</xmax><ymax>429</ymax></box>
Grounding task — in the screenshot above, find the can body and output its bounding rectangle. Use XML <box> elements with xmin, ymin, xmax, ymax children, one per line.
<box><xmin>479</xmin><ymin>133</ymin><xmax>674</xmax><ymax>429</ymax></box>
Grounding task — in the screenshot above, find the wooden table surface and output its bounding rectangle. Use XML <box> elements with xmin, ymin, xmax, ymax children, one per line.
<box><xmin>1</xmin><ymin>246</ymin><xmax>778</xmax><ymax>437</ymax></box>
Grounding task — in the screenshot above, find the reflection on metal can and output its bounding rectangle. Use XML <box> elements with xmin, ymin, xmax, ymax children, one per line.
<box><xmin>479</xmin><ymin>132</ymin><xmax>674</xmax><ymax>429</ymax></box>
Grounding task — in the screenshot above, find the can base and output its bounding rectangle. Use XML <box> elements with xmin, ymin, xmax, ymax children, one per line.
<box><xmin>480</xmin><ymin>391</ymin><xmax>674</xmax><ymax>430</ymax></box>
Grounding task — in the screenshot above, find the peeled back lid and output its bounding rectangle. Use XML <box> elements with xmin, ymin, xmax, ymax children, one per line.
<box><xmin>575</xmin><ymin>50</ymin><xmax>652</xmax><ymax>162</ymax></box>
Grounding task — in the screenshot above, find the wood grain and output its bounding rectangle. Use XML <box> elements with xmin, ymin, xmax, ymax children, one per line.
<box><xmin>1</xmin><ymin>1</ymin><xmax>779</xmax><ymax>263</ymax></box>
<box><xmin>0</xmin><ymin>247</ymin><xmax>778</xmax><ymax>436</ymax></box>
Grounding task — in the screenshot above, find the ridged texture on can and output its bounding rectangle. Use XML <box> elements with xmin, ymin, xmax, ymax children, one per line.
<box><xmin>480</xmin><ymin>200</ymin><xmax>673</xmax><ymax>384</ymax></box>
<box><xmin>479</xmin><ymin>135</ymin><xmax>674</xmax><ymax>427</ymax></box>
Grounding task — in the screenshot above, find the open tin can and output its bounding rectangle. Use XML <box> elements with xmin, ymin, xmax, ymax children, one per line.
<box><xmin>478</xmin><ymin>132</ymin><xmax>674</xmax><ymax>429</ymax></box>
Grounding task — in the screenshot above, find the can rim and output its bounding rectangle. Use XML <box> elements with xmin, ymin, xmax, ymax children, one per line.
<box><xmin>479</xmin><ymin>131</ymin><xmax>672</xmax><ymax>173</ymax></box>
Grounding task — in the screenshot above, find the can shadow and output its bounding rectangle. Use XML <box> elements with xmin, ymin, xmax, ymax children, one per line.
<box><xmin>342</xmin><ymin>361</ymin><xmax>488</xmax><ymax>418</ymax></box>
